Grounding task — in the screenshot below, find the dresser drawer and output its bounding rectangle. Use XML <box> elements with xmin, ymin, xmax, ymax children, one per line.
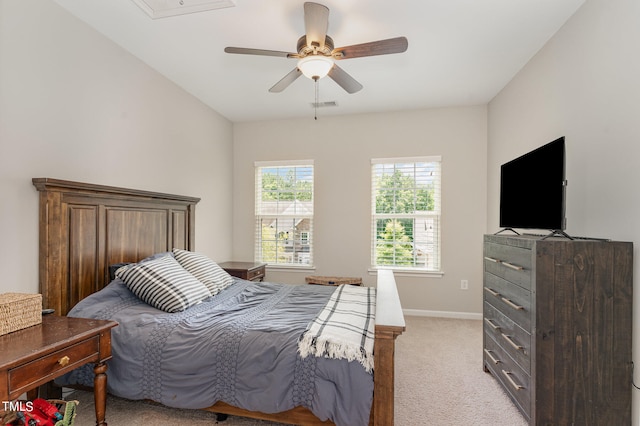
<box><xmin>483</xmin><ymin>256</ymin><xmax>532</xmax><ymax>291</ymax></box>
<box><xmin>484</xmin><ymin>241</ymin><xmax>533</xmax><ymax>269</ymax></box>
<box><xmin>484</xmin><ymin>242</ymin><xmax>532</xmax><ymax>290</ymax></box>
<box><xmin>484</xmin><ymin>301</ymin><xmax>531</xmax><ymax>374</ymax></box>
<box><xmin>484</xmin><ymin>332</ymin><xmax>531</xmax><ymax>419</ymax></box>
<box><xmin>246</xmin><ymin>267</ymin><xmax>265</xmax><ymax>281</ymax></box>
<box><xmin>483</xmin><ymin>273</ymin><xmax>531</xmax><ymax>331</ymax></box>
<box><xmin>9</xmin><ymin>336</ymin><xmax>100</xmax><ymax>394</ymax></box>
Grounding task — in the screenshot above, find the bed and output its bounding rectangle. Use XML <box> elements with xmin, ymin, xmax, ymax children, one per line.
<box><xmin>32</xmin><ymin>178</ymin><xmax>405</xmax><ymax>426</ymax></box>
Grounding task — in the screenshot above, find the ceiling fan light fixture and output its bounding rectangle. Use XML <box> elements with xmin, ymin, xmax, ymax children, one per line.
<box><xmin>297</xmin><ymin>55</ymin><xmax>334</xmax><ymax>80</ymax></box>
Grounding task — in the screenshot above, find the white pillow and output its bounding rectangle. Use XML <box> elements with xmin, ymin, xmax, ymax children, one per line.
<box><xmin>172</xmin><ymin>248</ymin><xmax>235</xmax><ymax>295</ymax></box>
<box><xmin>116</xmin><ymin>254</ymin><xmax>211</xmax><ymax>313</ymax></box>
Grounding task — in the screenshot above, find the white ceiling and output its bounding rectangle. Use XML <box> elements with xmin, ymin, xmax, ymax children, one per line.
<box><xmin>52</xmin><ymin>0</ymin><xmax>585</xmax><ymax>123</ymax></box>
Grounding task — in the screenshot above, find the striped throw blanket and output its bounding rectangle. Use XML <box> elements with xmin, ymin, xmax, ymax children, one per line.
<box><xmin>298</xmin><ymin>285</ymin><xmax>376</xmax><ymax>372</ymax></box>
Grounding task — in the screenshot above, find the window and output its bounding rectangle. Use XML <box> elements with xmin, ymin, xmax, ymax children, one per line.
<box><xmin>255</xmin><ymin>160</ymin><xmax>314</xmax><ymax>266</ymax></box>
<box><xmin>371</xmin><ymin>157</ymin><xmax>441</xmax><ymax>272</ymax></box>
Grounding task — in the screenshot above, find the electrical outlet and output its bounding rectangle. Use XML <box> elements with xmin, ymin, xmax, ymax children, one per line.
<box><xmin>461</xmin><ymin>280</ymin><xmax>469</xmax><ymax>290</ymax></box>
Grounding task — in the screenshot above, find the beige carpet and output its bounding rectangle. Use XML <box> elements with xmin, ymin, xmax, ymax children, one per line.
<box><xmin>394</xmin><ymin>316</ymin><xmax>527</xmax><ymax>425</ymax></box>
<box><xmin>67</xmin><ymin>316</ymin><xmax>527</xmax><ymax>426</ymax></box>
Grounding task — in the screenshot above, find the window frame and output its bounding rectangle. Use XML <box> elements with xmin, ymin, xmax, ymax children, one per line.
<box><xmin>370</xmin><ymin>156</ymin><xmax>443</xmax><ymax>276</ymax></box>
<box><xmin>254</xmin><ymin>160</ymin><xmax>314</xmax><ymax>269</ymax></box>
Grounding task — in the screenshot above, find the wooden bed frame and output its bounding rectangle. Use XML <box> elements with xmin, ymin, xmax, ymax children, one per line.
<box><xmin>33</xmin><ymin>177</ymin><xmax>405</xmax><ymax>426</ymax></box>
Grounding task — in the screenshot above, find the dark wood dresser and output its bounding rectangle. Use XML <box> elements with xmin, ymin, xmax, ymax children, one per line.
<box><xmin>482</xmin><ymin>234</ymin><xmax>633</xmax><ymax>425</ymax></box>
<box><xmin>219</xmin><ymin>261</ymin><xmax>266</xmax><ymax>282</ymax></box>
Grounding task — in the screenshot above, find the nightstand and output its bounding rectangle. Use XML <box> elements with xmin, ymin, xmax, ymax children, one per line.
<box><xmin>0</xmin><ymin>315</ymin><xmax>117</xmax><ymax>426</ymax></box>
<box><xmin>219</xmin><ymin>261</ymin><xmax>266</xmax><ymax>282</ymax></box>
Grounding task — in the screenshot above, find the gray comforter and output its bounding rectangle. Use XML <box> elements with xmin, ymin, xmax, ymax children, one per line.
<box><xmin>59</xmin><ymin>278</ymin><xmax>373</xmax><ymax>426</ymax></box>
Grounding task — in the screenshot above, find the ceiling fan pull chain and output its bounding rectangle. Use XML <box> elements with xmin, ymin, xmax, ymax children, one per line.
<box><xmin>314</xmin><ymin>76</ymin><xmax>319</xmax><ymax>120</ymax></box>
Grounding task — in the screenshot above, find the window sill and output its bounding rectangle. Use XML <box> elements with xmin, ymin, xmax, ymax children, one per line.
<box><xmin>266</xmin><ymin>265</ymin><xmax>316</xmax><ymax>273</ymax></box>
<box><xmin>367</xmin><ymin>267</ymin><xmax>444</xmax><ymax>278</ymax></box>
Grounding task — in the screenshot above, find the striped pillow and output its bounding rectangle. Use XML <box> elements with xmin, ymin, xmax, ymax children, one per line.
<box><xmin>116</xmin><ymin>254</ymin><xmax>211</xmax><ymax>313</ymax></box>
<box><xmin>172</xmin><ymin>248</ymin><xmax>235</xmax><ymax>295</ymax></box>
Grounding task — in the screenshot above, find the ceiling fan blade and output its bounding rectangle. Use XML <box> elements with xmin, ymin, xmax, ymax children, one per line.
<box><xmin>328</xmin><ymin>64</ymin><xmax>363</xmax><ymax>94</ymax></box>
<box><xmin>224</xmin><ymin>47</ymin><xmax>296</xmax><ymax>58</ymax></box>
<box><xmin>269</xmin><ymin>68</ymin><xmax>303</xmax><ymax>93</ymax></box>
<box><xmin>333</xmin><ymin>36</ymin><xmax>408</xmax><ymax>60</ymax></box>
<box><xmin>304</xmin><ymin>2</ymin><xmax>329</xmax><ymax>50</ymax></box>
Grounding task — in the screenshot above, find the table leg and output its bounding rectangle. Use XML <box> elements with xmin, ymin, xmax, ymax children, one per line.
<box><xmin>26</xmin><ymin>388</ymin><xmax>38</xmax><ymax>400</ymax></box>
<box><xmin>93</xmin><ymin>362</ymin><xmax>108</xmax><ymax>426</ymax></box>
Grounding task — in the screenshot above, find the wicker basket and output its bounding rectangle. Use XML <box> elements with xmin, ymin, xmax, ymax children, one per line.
<box><xmin>305</xmin><ymin>276</ymin><xmax>362</xmax><ymax>286</ymax></box>
<box><xmin>0</xmin><ymin>293</ymin><xmax>42</xmax><ymax>336</ymax></box>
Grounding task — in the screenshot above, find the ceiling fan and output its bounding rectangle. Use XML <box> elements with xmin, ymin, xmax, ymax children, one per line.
<box><xmin>224</xmin><ymin>2</ymin><xmax>408</xmax><ymax>94</ymax></box>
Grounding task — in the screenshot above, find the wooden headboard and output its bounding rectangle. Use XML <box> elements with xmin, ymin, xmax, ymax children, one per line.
<box><xmin>33</xmin><ymin>178</ymin><xmax>200</xmax><ymax>315</ymax></box>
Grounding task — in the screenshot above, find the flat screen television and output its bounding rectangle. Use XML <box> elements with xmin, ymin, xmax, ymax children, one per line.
<box><xmin>499</xmin><ymin>136</ymin><xmax>566</xmax><ymax>232</ymax></box>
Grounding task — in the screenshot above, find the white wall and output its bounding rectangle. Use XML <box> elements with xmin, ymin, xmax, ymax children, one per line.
<box><xmin>0</xmin><ymin>0</ymin><xmax>234</xmax><ymax>294</ymax></box>
<box><xmin>233</xmin><ymin>106</ymin><xmax>487</xmax><ymax>315</ymax></box>
<box><xmin>487</xmin><ymin>0</ymin><xmax>640</xmax><ymax>421</ymax></box>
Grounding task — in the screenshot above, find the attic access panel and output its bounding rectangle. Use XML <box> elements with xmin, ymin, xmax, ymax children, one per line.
<box><xmin>131</xmin><ymin>0</ymin><xmax>235</xmax><ymax>19</ymax></box>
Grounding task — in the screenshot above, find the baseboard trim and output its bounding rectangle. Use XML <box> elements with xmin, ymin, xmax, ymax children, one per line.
<box><xmin>403</xmin><ymin>309</ymin><xmax>482</xmax><ymax>320</ymax></box>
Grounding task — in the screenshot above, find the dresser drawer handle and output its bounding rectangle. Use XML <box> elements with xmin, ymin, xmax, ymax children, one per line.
<box><xmin>502</xmin><ymin>333</ymin><xmax>524</xmax><ymax>351</ymax></box>
<box><xmin>484</xmin><ymin>318</ymin><xmax>501</xmax><ymax>331</ymax></box>
<box><xmin>501</xmin><ymin>297</ymin><xmax>524</xmax><ymax>311</ymax></box>
<box><xmin>484</xmin><ymin>349</ymin><xmax>501</xmax><ymax>365</ymax></box>
<box><xmin>58</xmin><ymin>356</ymin><xmax>70</xmax><ymax>367</ymax></box>
<box><xmin>501</xmin><ymin>261</ymin><xmax>524</xmax><ymax>271</ymax></box>
<box><xmin>501</xmin><ymin>370</ymin><xmax>524</xmax><ymax>391</ymax></box>
<box><xmin>484</xmin><ymin>287</ymin><xmax>500</xmax><ymax>297</ymax></box>
<box><xmin>484</xmin><ymin>256</ymin><xmax>500</xmax><ymax>263</ymax></box>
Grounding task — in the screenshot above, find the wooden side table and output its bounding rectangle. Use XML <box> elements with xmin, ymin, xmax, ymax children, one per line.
<box><xmin>0</xmin><ymin>315</ymin><xmax>117</xmax><ymax>426</ymax></box>
<box><xmin>219</xmin><ymin>261</ymin><xmax>266</xmax><ymax>282</ymax></box>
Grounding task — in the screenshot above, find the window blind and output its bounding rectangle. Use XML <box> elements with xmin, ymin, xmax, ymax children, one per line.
<box><xmin>371</xmin><ymin>156</ymin><xmax>441</xmax><ymax>271</ymax></box>
<box><xmin>255</xmin><ymin>161</ymin><xmax>314</xmax><ymax>266</ymax></box>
